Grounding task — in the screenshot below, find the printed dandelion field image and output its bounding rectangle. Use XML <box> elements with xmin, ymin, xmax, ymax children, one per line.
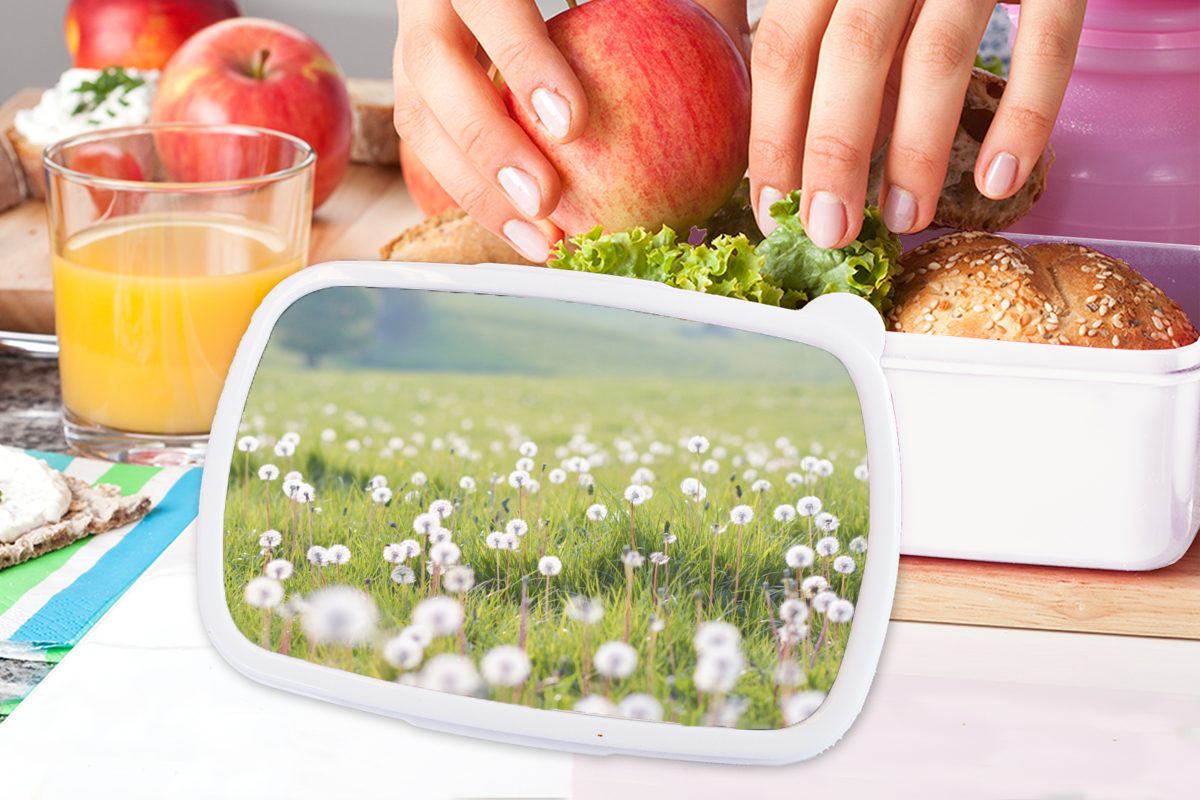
<box><xmin>224</xmin><ymin>288</ymin><xmax>871</xmax><ymax>730</ymax></box>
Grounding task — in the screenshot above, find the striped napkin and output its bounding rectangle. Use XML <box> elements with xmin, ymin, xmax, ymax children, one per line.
<box><xmin>0</xmin><ymin>451</ymin><xmax>201</xmax><ymax>656</ymax></box>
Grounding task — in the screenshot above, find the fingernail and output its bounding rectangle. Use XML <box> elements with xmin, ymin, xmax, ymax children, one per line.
<box><xmin>807</xmin><ymin>191</ymin><xmax>847</xmax><ymax>249</ymax></box>
<box><xmin>531</xmin><ymin>88</ymin><xmax>571</xmax><ymax>139</ymax></box>
<box><xmin>882</xmin><ymin>185</ymin><xmax>917</xmax><ymax>233</ymax></box>
<box><xmin>757</xmin><ymin>186</ymin><xmax>783</xmax><ymax>236</ymax></box>
<box><xmin>503</xmin><ymin>218</ymin><xmax>550</xmax><ymax>262</ymax></box>
<box><xmin>498</xmin><ymin>166</ymin><xmax>541</xmax><ymax>218</ymax></box>
<box><xmin>983</xmin><ymin>151</ymin><xmax>1019</xmax><ymax>199</ymax></box>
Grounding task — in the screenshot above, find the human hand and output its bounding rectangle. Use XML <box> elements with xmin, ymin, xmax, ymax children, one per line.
<box><xmin>748</xmin><ymin>1</ymin><xmax>1085</xmax><ymax>247</ymax></box>
<box><xmin>393</xmin><ymin>0</ymin><xmax>748</xmax><ymax>262</ymax></box>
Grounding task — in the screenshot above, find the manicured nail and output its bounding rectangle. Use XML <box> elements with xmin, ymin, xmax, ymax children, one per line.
<box><xmin>531</xmin><ymin>88</ymin><xmax>571</xmax><ymax>139</ymax></box>
<box><xmin>882</xmin><ymin>185</ymin><xmax>917</xmax><ymax>233</ymax></box>
<box><xmin>498</xmin><ymin>166</ymin><xmax>541</xmax><ymax>218</ymax></box>
<box><xmin>807</xmin><ymin>191</ymin><xmax>847</xmax><ymax>249</ymax></box>
<box><xmin>503</xmin><ymin>218</ymin><xmax>550</xmax><ymax>262</ymax></box>
<box><xmin>983</xmin><ymin>151</ymin><xmax>1019</xmax><ymax>199</ymax></box>
<box><xmin>757</xmin><ymin>186</ymin><xmax>783</xmax><ymax>236</ymax></box>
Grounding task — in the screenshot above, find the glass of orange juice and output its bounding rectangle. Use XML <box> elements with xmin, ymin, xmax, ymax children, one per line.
<box><xmin>44</xmin><ymin>123</ymin><xmax>314</xmax><ymax>465</ymax></box>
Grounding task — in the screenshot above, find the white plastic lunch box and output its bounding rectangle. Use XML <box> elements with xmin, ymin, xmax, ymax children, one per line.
<box><xmin>884</xmin><ymin>233</ymin><xmax>1199</xmax><ymax>570</ymax></box>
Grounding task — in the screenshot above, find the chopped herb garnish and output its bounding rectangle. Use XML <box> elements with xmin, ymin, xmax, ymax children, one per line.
<box><xmin>71</xmin><ymin>67</ymin><xmax>145</xmax><ymax>116</ymax></box>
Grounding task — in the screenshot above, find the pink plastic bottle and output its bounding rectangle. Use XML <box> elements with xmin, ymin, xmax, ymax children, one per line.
<box><xmin>1006</xmin><ymin>0</ymin><xmax>1200</xmax><ymax>245</ymax></box>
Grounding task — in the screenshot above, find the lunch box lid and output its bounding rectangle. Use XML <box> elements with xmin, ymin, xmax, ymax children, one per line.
<box><xmin>196</xmin><ymin>261</ymin><xmax>904</xmax><ymax>766</ymax></box>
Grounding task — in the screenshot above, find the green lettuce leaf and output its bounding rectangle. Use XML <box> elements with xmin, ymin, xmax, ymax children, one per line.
<box><xmin>548</xmin><ymin>190</ymin><xmax>901</xmax><ymax>313</ymax></box>
<box><xmin>757</xmin><ymin>191</ymin><xmax>902</xmax><ymax>313</ymax></box>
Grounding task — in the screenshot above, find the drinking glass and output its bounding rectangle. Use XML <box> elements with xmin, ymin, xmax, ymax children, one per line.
<box><xmin>44</xmin><ymin>123</ymin><xmax>314</xmax><ymax>465</ymax></box>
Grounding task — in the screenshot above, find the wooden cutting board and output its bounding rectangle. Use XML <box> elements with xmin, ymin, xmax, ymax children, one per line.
<box><xmin>0</xmin><ymin>88</ymin><xmax>420</xmax><ymax>335</ymax></box>
<box><xmin>2</xmin><ymin>91</ymin><xmax>1197</xmax><ymax>641</ymax></box>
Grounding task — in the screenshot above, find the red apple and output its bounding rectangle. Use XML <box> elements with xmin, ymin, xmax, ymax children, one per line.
<box><xmin>151</xmin><ymin>18</ymin><xmax>351</xmax><ymax>207</ymax></box>
<box><xmin>502</xmin><ymin>0</ymin><xmax>749</xmax><ymax>235</ymax></box>
<box><xmin>66</xmin><ymin>0</ymin><xmax>240</xmax><ymax>70</ymax></box>
<box><xmin>399</xmin><ymin>139</ymin><xmax>458</xmax><ymax>218</ymax></box>
<box><xmin>70</xmin><ymin>140</ymin><xmax>146</xmax><ymax>214</ymax></box>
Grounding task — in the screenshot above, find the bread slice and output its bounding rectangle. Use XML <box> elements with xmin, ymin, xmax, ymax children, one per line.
<box><xmin>348</xmin><ymin>78</ymin><xmax>400</xmax><ymax>167</ymax></box>
<box><xmin>867</xmin><ymin>68</ymin><xmax>1051</xmax><ymax>232</ymax></box>
<box><xmin>5</xmin><ymin>126</ymin><xmax>43</xmax><ymax>200</ymax></box>
<box><xmin>381</xmin><ymin>208</ymin><xmax>537</xmax><ymax>266</ymax></box>
<box><xmin>888</xmin><ymin>231</ymin><xmax>1199</xmax><ymax>349</ymax></box>
<box><xmin>0</xmin><ymin>128</ymin><xmax>26</xmax><ymax>212</ymax></box>
<box><xmin>0</xmin><ymin>477</ymin><xmax>152</xmax><ymax>570</ymax></box>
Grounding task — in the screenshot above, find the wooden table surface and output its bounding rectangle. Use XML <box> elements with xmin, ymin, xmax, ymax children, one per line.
<box><xmin>2</xmin><ymin>90</ymin><xmax>1196</xmax><ymax>641</ymax></box>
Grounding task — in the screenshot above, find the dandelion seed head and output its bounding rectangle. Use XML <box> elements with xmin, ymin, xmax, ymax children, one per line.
<box><xmin>480</xmin><ymin>645</ymin><xmax>531</xmax><ymax>687</ymax></box>
<box><xmin>854</xmin><ymin>464</ymin><xmax>870</xmax><ymax>481</ymax></box>
<box><xmin>244</xmin><ymin>576</ymin><xmax>283</xmax><ymax>609</ymax></box>
<box><xmin>624</xmin><ymin>485</ymin><xmax>648</xmax><ymax>506</ymax></box>
<box><xmin>519</xmin><ymin>441</ymin><xmax>538</xmax><ymax>458</ymax></box>
<box><xmin>419</xmin><ymin>654</ymin><xmax>481</xmax><ymax>696</ymax></box>
<box><xmin>321</xmin><ymin>428</ymin><xmax>337</xmax><ymax>443</ymax></box>
<box><xmin>371</xmin><ymin>486</ymin><xmax>393</xmax><ymax>505</ymax></box>
<box><xmin>781</xmin><ymin>691</ymin><xmax>826</xmax><ymax>725</ymax></box>
<box><xmin>383</xmin><ymin>635</ymin><xmax>424</xmax><ymax>670</ymax></box>
<box><xmin>693</xmin><ymin>650</ymin><xmax>743</xmax><ymax>694</ymax></box>
<box><xmin>800</xmin><ymin>575</ymin><xmax>829</xmax><ymax>596</ymax></box>
<box><xmin>547</xmin><ymin>468</ymin><xmax>567</xmax><ymax>485</ymax></box>
<box><xmin>306</xmin><ymin>545</ymin><xmax>328</xmax><ymax>567</ymax></box>
<box><xmin>785</xmin><ymin>472</ymin><xmax>804</xmax><ymax>488</ymax></box>
<box><xmin>459</xmin><ymin>476</ymin><xmax>477</xmax><ymax>492</ymax></box>
<box><xmin>796</xmin><ymin>496</ymin><xmax>822</xmax><ymax>517</ymax></box>
<box><xmin>565</xmin><ymin>595</ymin><xmax>604</xmax><ymax>625</ymax></box>
<box><xmin>785</xmin><ymin>544</ymin><xmax>815</xmax><ymax>569</ymax></box>
<box><xmin>400</xmin><ymin>624</ymin><xmax>432</xmax><ymax>647</ymax></box>
<box><xmin>812</xmin><ymin>590</ymin><xmax>839</xmax><ymax>614</ymax></box>
<box><xmin>273</xmin><ymin>439</ymin><xmax>295</xmax><ymax>458</ymax></box>
<box><xmin>412</xmin><ymin>512</ymin><xmax>439</xmax><ymax>536</ymax></box>
<box><xmin>257</xmin><ymin>464</ymin><xmax>280</xmax><ymax>481</ymax></box>
<box><xmin>833</xmin><ymin>555</ymin><xmax>856</xmax><ymax>575</ymax></box>
<box><xmin>499</xmin><ymin>532</ymin><xmax>520</xmax><ymax>551</ymax></box>
<box><xmin>816</xmin><ymin>536</ymin><xmax>840</xmax><ymax>557</ymax></box>
<box><xmin>694</xmin><ymin>621</ymin><xmax>741</xmax><ymax>656</ymax></box>
<box><xmin>815</xmin><ymin>512</ymin><xmax>840</xmax><ymax>533</ymax></box>
<box><xmin>777</xmin><ymin>622</ymin><xmax>809</xmax><ymax>645</ymax></box>
<box><xmin>617</xmin><ymin>693</ymin><xmax>663</xmax><ymax>722</ymax></box>
<box><xmin>814</xmin><ymin>459</ymin><xmax>834</xmax><ymax>478</ymax></box>
<box><xmin>429</xmin><ymin>541</ymin><xmax>461</xmax><ymax>567</ymax></box>
<box><xmin>428</xmin><ymin>527</ymin><xmax>454</xmax><ymax>545</ymax></box>
<box><xmin>507</xmin><ymin>469</ymin><xmax>530</xmax><ymax>489</ymax></box>
<box><xmin>265</xmin><ymin>558</ymin><xmax>293</xmax><ymax>581</ymax></box>
<box><xmin>827</xmin><ymin>598</ymin><xmax>855</xmax><ymax>623</ymax></box>
<box><xmin>707</xmin><ymin>696</ymin><xmax>750</xmax><ymax>728</ymax></box>
<box><xmin>443</xmin><ymin>565</ymin><xmax>475</xmax><ymax>593</ymax></box>
<box><xmin>729</xmin><ymin>505</ymin><xmax>754</xmax><ymax>526</ymax></box>
<box><xmin>630</xmin><ymin>467</ymin><xmax>655</xmax><ymax>486</ymax></box>
<box><xmin>326</xmin><ymin>544</ymin><xmax>351</xmax><ymax>565</ymax></box>
<box><xmin>800</xmin><ymin>456</ymin><xmax>819</xmax><ymax>473</ymax></box>
<box><xmin>680</xmin><ymin>477</ymin><xmax>707</xmax><ymax>502</ymax></box>
<box><xmin>650</xmin><ymin>551</ymin><xmax>669</xmax><ymax>566</ymax></box>
<box><xmin>774</xmin><ymin>504</ymin><xmax>797</xmax><ymax>523</ymax></box>
<box><xmin>237</xmin><ymin>435</ymin><xmax>260</xmax><ymax>453</ymax></box>
<box><xmin>622</xmin><ymin>550</ymin><xmax>645</xmax><ymax>568</ymax></box>
<box><xmin>410</xmin><ymin>471</ymin><xmax>428</xmax><ymax>487</ymax></box>
<box><xmin>778</xmin><ymin>596</ymin><xmax>810</xmax><ymax>625</ymax></box>
<box><xmin>367</xmin><ymin>474</ymin><xmax>389</xmax><ymax>491</ymax></box>
<box><xmin>687</xmin><ymin>435</ymin><xmax>710</xmax><ymax>455</ymax></box>
<box><xmin>662</xmin><ymin>532</ymin><xmax>677</xmax><ymax>545</ymax></box>
<box><xmin>258</xmin><ymin>529</ymin><xmax>282</xmax><ymax>549</ymax></box>
<box><xmin>300</xmin><ymin>586</ymin><xmax>378</xmax><ymax>646</ymax></box>
<box><xmin>515</xmin><ymin>457</ymin><xmax>535</xmax><ymax>474</ymax></box>
<box><xmin>538</xmin><ymin>555</ymin><xmax>563</xmax><ymax>577</ymax></box>
<box><xmin>594</xmin><ymin>641</ymin><xmax>638</xmax><ymax>679</ymax></box>
<box><xmin>751</xmin><ymin>479</ymin><xmax>771</xmax><ymax>493</ymax></box>
<box><xmin>505</xmin><ymin>519</ymin><xmax>529</xmax><ymax>537</ymax></box>
<box><xmin>412</xmin><ymin>596</ymin><xmax>465</xmax><ymax>637</ymax></box>
<box><xmin>700</xmin><ymin>458</ymin><xmax>720</xmax><ymax>475</ymax></box>
<box><xmin>849</xmin><ymin>536</ymin><xmax>868</xmax><ymax>554</ymax></box>
<box><xmin>573</xmin><ymin>696</ymin><xmax>617</xmax><ymax>716</ymax></box>
<box><xmin>578</xmin><ymin>473</ymin><xmax>595</xmax><ymax>488</ymax></box>
<box><xmin>649</xmin><ymin>617</ymin><xmax>665</xmax><ymax>633</ymax></box>
<box><xmin>485</xmin><ymin>531</ymin><xmax>504</xmax><ymax>550</ymax></box>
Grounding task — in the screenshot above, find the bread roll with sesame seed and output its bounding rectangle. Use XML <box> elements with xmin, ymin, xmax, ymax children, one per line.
<box><xmin>888</xmin><ymin>232</ymin><xmax>1199</xmax><ymax>349</ymax></box>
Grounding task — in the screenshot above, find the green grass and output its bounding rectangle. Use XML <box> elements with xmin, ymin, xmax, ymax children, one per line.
<box><xmin>224</xmin><ymin>368</ymin><xmax>869</xmax><ymax>730</ymax></box>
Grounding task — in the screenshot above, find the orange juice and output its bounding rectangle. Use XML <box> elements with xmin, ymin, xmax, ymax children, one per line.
<box><xmin>53</xmin><ymin>214</ymin><xmax>303</xmax><ymax>435</ymax></box>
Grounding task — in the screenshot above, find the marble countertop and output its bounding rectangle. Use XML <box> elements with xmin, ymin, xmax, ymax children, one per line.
<box><xmin>0</xmin><ymin>351</ymin><xmax>62</xmax><ymax>452</ymax></box>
